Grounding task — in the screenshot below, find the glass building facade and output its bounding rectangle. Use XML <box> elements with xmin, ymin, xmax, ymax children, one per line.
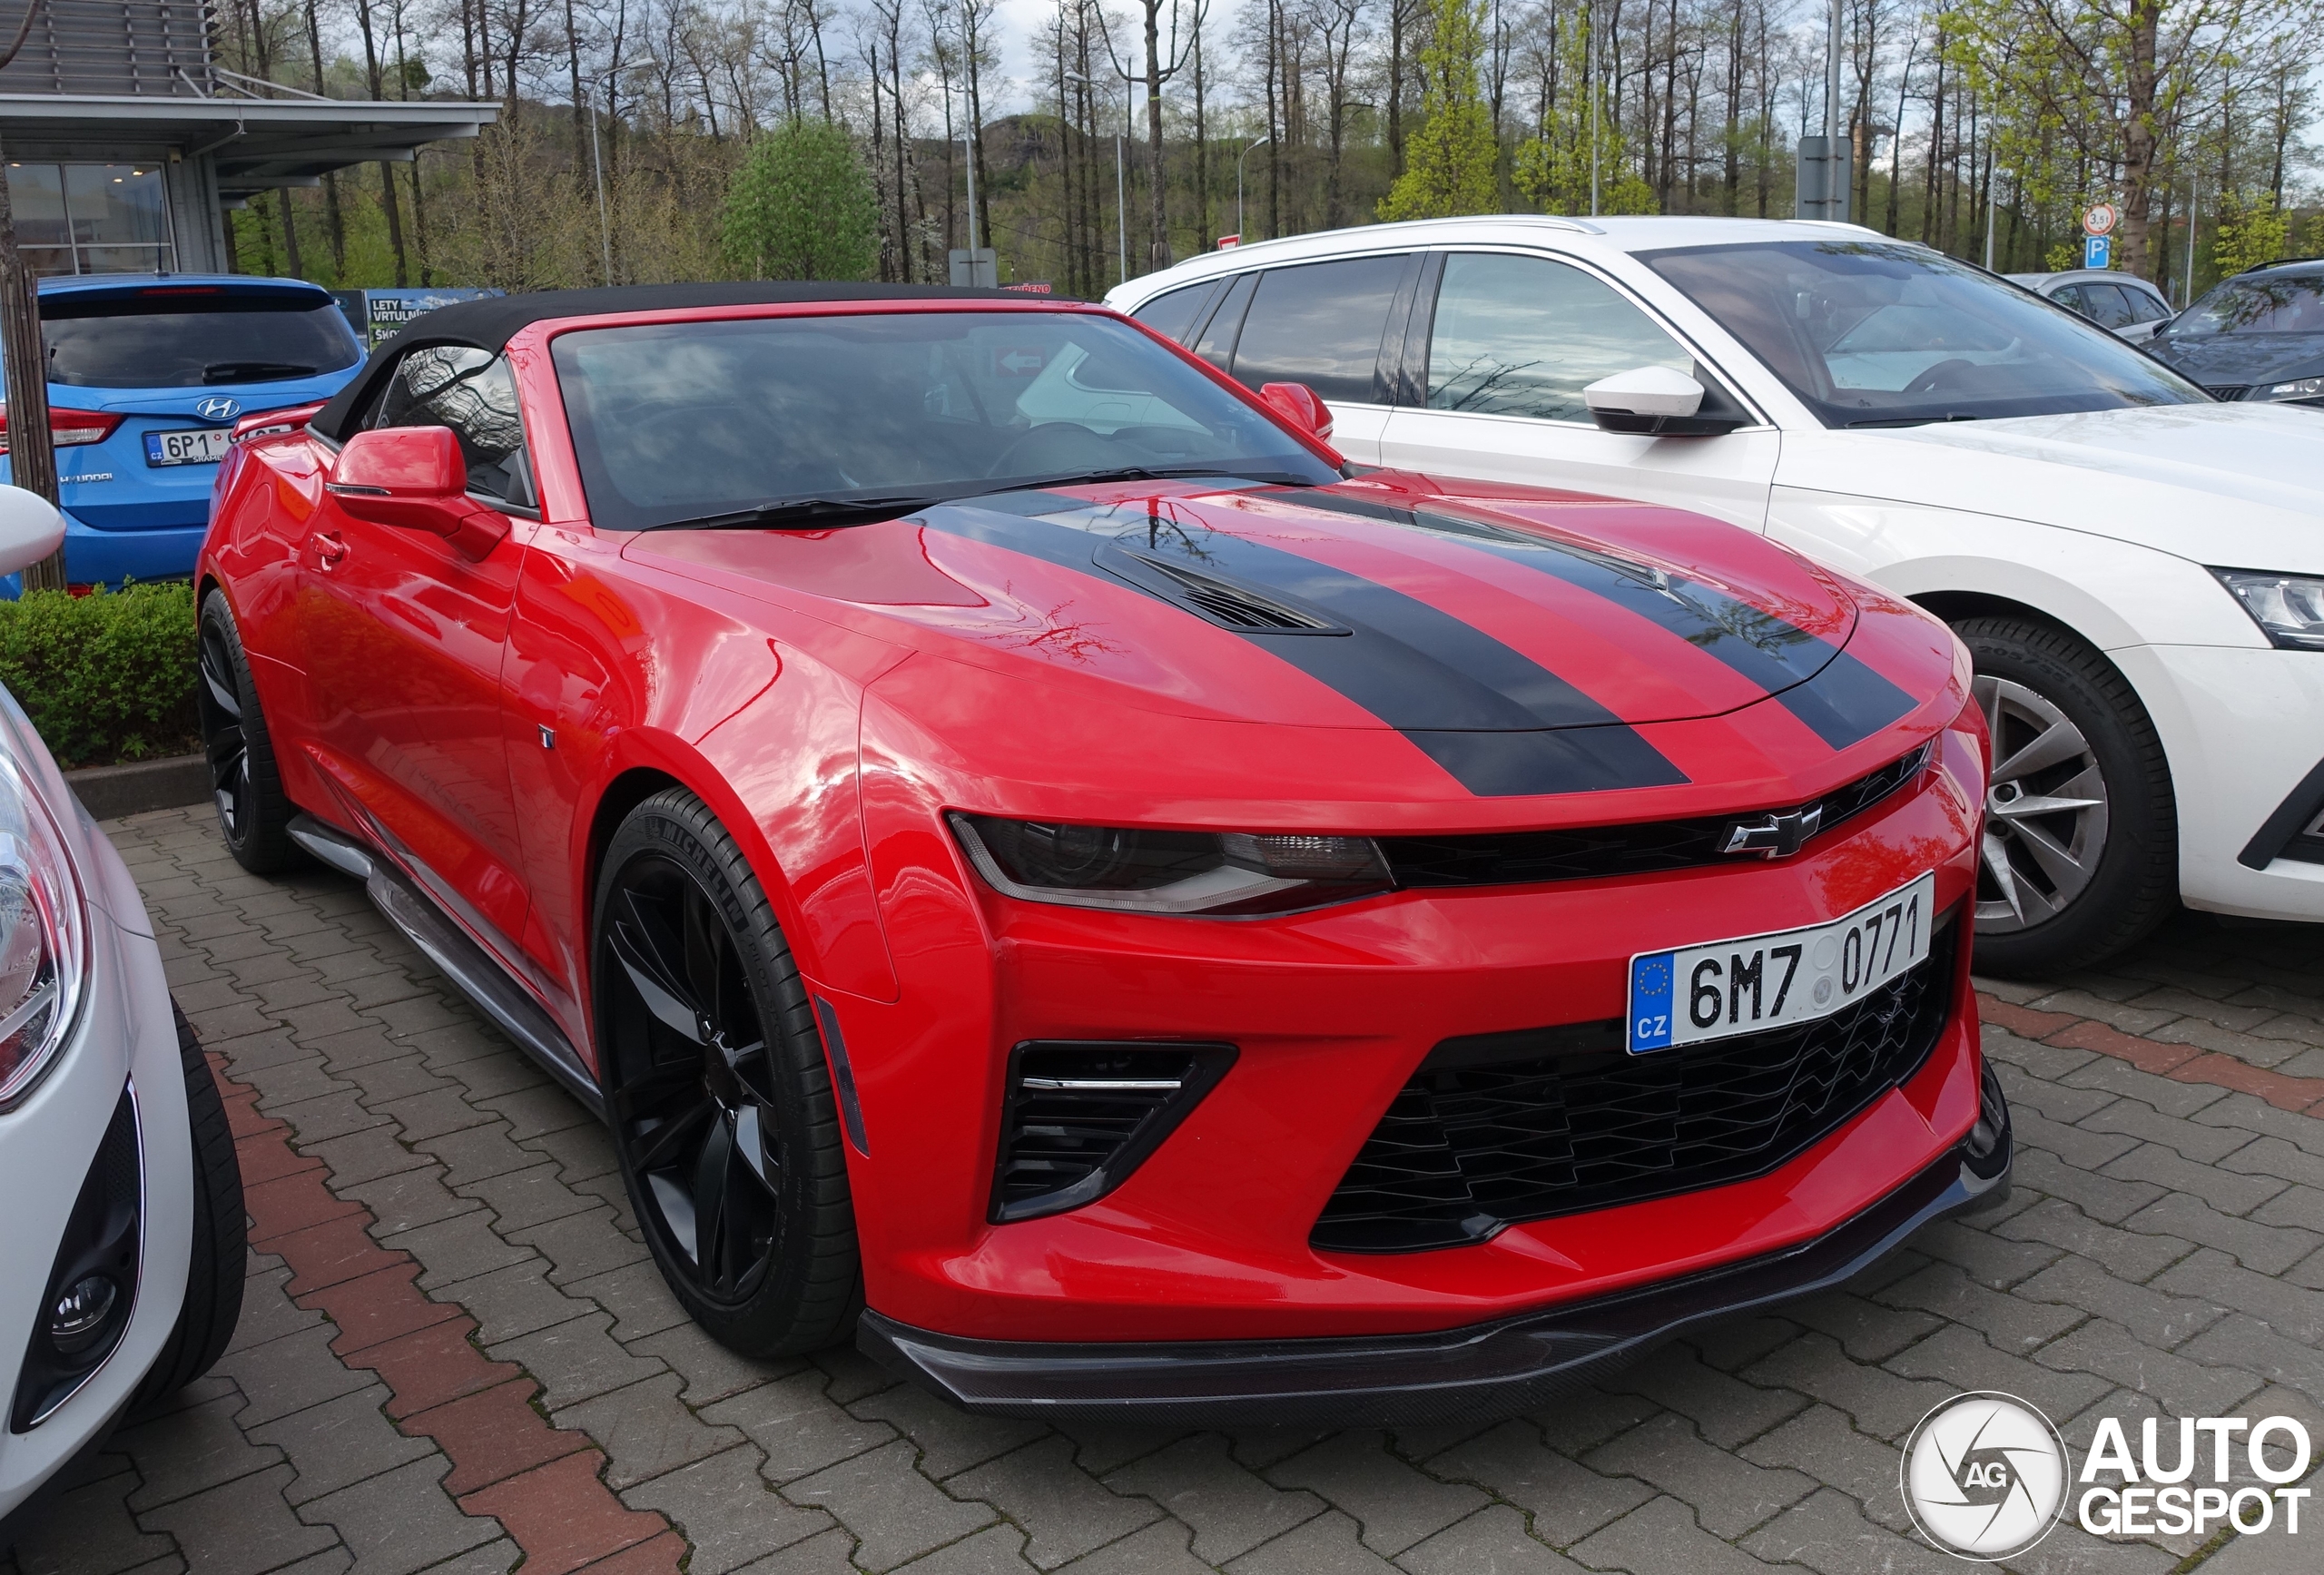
<box><xmin>6</xmin><ymin>162</ymin><xmax>174</xmax><ymax>275</ymax></box>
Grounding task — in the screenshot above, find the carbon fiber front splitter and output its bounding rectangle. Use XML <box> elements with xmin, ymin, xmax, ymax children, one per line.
<box><xmin>857</xmin><ymin>1071</ymin><xmax>2013</xmax><ymax>1428</ymax></box>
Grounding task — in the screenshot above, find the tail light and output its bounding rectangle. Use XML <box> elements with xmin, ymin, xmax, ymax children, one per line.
<box><xmin>0</xmin><ymin>409</ymin><xmax>124</xmax><ymax>455</ymax></box>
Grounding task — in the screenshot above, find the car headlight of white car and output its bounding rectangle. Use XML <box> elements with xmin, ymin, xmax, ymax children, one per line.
<box><xmin>0</xmin><ymin>747</ymin><xmax>87</xmax><ymax>1110</ymax></box>
<box><xmin>2211</xmin><ymin>568</ymin><xmax>2324</xmax><ymax>652</ymax></box>
<box><xmin>2251</xmin><ymin>377</ymin><xmax>2324</xmax><ymax>403</ymax></box>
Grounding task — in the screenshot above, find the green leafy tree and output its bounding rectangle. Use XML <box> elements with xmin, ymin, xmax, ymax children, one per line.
<box><xmin>1948</xmin><ymin>0</ymin><xmax>2307</xmax><ymax>277</ymax></box>
<box><xmin>722</xmin><ymin>120</ymin><xmax>880</xmax><ymax>281</ymax></box>
<box><xmin>1512</xmin><ymin>13</ymin><xmax>1654</xmax><ymax>217</ymax></box>
<box><xmin>2212</xmin><ymin>189</ymin><xmax>2288</xmax><ymax>275</ymax></box>
<box><xmin>1378</xmin><ymin>0</ymin><xmax>1498</xmax><ymax>221</ymax></box>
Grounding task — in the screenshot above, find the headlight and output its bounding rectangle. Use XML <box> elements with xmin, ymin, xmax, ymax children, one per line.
<box><xmin>2211</xmin><ymin>568</ymin><xmax>2324</xmax><ymax>651</ymax></box>
<box><xmin>2253</xmin><ymin>378</ymin><xmax>2324</xmax><ymax>403</ymax></box>
<box><xmin>950</xmin><ymin>813</ymin><xmax>1393</xmax><ymax>916</ymax></box>
<box><xmin>0</xmin><ymin>750</ymin><xmax>85</xmax><ymax>1107</ymax></box>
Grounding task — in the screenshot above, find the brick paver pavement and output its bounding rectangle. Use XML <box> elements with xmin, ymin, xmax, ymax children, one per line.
<box><xmin>6</xmin><ymin>806</ymin><xmax>2320</xmax><ymax>1575</ymax></box>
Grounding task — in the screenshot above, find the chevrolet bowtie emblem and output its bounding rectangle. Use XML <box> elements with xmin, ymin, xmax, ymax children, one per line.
<box><xmin>1721</xmin><ymin>804</ymin><xmax>1823</xmax><ymax>858</ymax></box>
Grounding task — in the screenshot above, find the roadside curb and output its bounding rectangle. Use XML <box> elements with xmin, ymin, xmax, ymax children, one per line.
<box><xmin>65</xmin><ymin>753</ymin><xmax>208</xmax><ymax>821</ymax></box>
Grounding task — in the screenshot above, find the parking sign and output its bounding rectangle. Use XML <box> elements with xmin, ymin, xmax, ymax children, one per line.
<box><xmin>2083</xmin><ymin>234</ymin><xmax>2112</xmax><ymax>270</ymax></box>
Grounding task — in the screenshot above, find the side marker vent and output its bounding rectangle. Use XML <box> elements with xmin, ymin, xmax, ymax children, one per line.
<box><xmin>992</xmin><ymin>1041</ymin><xmax>1236</xmax><ymax>1223</ymax></box>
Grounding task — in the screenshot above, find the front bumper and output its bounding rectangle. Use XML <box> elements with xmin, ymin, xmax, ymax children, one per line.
<box><xmin>859</xmin><ymin>1069</ymin><xmax>2013</xmax><ymax>1425</ymax></box>
<box><xmin>2120</xmin><ymin>643</ymin><xmax>2324</xmax><ymax>923</ymax></box>
<box><xmin>0</xmin><ymin>811</ymin><xmax>189</xmax><ymax>1522</ymax></box>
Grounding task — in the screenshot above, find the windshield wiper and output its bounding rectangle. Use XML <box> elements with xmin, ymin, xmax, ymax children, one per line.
<box><xmin>642</xmin><ymin>494</ymin><xmax>947</xmax><ymax>532</ymax></box>
<box><xmin>1004</xmin><ymin>465</ymin><xmax>1312</xmax><ymax>490</ymax></box>
<box><xmin>641</xmin><ymin>468</ymin><xmax>1309</xmax><ymax>533</ymax></box>
<box><xmin>1845</xmin><ymin>412</ymin><xmax>1984</xmax><ymax>428</ymax></box>
<box><xmin>203</xmin><ymin>360</ymin><xmax>319</xmax><ymax>383</ymax></box>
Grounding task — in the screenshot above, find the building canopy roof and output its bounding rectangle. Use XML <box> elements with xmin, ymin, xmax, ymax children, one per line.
<box><xmin>0</xmin><ymin>0</ymin><xmax>496</xmax><ymax>199</ymax></box>
<box><xmin>0</xmin><ymin>94</ymin><xmax>500</xmax><ymax>197</ymax></box>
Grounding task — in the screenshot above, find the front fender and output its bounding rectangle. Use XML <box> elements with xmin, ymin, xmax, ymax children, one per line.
<box><xmin>1766</xmin><ymin>487</ymin><xmax>2265</xmax><ymax>653</ymax></box>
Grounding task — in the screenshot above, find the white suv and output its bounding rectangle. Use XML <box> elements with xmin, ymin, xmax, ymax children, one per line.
<box><xmin>1110</xmin><ymin>217</ymin><xmax>2324</xmax><ymax>974</ymax></box>
<box><xmin>0</xmin><ymin>488</ymin><xmax>243</xmax><ymax>1539</ymax></box>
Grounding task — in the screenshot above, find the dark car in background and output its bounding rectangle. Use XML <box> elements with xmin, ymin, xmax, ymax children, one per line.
<box><xmin>2143</xmin><ymin>260</ymin><xmax>2324</xmax><ymax>406</ymax></box>
<box><xmin>0</xmin><ymin>274</ymin><xmax>365</xmax><ymax>588</ymax></box>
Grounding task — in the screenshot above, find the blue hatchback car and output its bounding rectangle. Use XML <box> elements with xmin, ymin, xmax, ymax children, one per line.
<box><xmin>1</xmin><ymin>273</ymin><xmax>365</xmax><ymax>586</ymax></box>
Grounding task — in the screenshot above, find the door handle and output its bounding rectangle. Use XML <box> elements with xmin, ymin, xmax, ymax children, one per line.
<box><xmin>308</xmin><ymin>530</ymin><xmax>348</xmax><ymax>568</ymax></box>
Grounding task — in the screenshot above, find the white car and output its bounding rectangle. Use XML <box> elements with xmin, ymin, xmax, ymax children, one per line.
<box><xmin>1109</xmin><ymin>217</ymin><xmax>2324</xmax><ymax>974</ymax></box>
<box><xmin>2004</xmin><ymin>269</ymin><xmax>2176</xmax><ymax>342</ymax></box>
<box><xmin>0</xmin><ymin>488</ymin><xmax>242</xmax><ymax>1537</ymax></box>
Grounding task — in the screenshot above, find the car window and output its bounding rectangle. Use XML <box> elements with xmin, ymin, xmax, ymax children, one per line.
<box><xmin>372</xmin><ymin>346</ymin><xmax>535</xmax><ymax>507</ymax></box>
<box><xmin>2121</xmin><ymin>289</ymin><xmax>2171</xmax><ymax>325</ymax></box>
<box><xmin>2048</xmin><ymin>285</ymin><xmax>2091</xmax><ymax>318</ymax></box>
<box><xmin>2082</xmin><ymin>284</ymin><xmax>2140</xmax><ymax>330</ymax></box>
<box><xmin>35</xmin><ymin>289</ymin><xmax>363</xmax><ymax>389</ymax></box>
<box><xmin>2173</xmin><ymin>275</ymin><xmax>2324</xmax><ymax>335</ymax></box>
<box><xmin>549</xmin><ymin>310</ymin><xmax>1340</xmax><ymax>532</ymax></box>
<box><xmin>1191</xmin><ymin>273</ymin><xmax>1256</xmax><ymax>370</ymax></box>
<box><xmin>1642</xmin><ymin>240</ymin><xmax>2204</xmax><ymax>426</ymax></box>
<box><xmin>1424</xmin><ymin>252</ymin><xmax>1695</xmax><ymax>422</ymax></box>
<box><xmin>1228</xmin><ymin>256</ymin><xmax>1408</xmax><ymax>404</ymax></box>
<box><xmin>1131</xmin><ymin>282</ymin><xmax>1216</xmax><ymax>345</ymax></box>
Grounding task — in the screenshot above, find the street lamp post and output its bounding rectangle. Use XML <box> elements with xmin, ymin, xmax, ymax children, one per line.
<box><xmin>1236</xmin><ymin>135</ymin><xmax>1270</xmax><ymax>241</ymax></box>
<box><xmin>942</xmin><ymin>79</ymin><xmax>979</xmax><ymax>257</ymax></box>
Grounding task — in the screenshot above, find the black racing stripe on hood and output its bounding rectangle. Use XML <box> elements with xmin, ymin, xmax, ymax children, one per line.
<box><xmin>919</xmin><ymin>500</ymin><xmax>1689</xmax><ymax>797</ymax></box>
<box><xmin>1294</xmin><ymin>491</ymin><xmax>1915</xmax><ymax>749</ymax></box>
<box><xmin>1776</xmin><ymin>651</ymin><xmax>1919</xmax><ymax>750</ymax></box>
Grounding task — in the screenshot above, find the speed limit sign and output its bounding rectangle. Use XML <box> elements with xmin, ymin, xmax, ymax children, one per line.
<box><xmin>2083</xmin><ymin>203</ymin><xmax>2119</xmax><ymax>237</ymax></box>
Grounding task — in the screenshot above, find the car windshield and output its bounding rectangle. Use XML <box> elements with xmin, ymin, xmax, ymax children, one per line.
<box><xmin>37</xmin><ymin>290</ymin><xmax>364</xmax><ymax>389</ymax></box>
<box><xmin>549</xmin><ymin>310</ymin><xmax>1340</xmax><ymax>531</ymax></box>
<box><xmin>1640</xmin><ymin>240</ymin><xmax>2205</xmax><ymax>427</ymax></box>
<box><xmin>2172</xmin><ymin>274</ymin><xmax>2324</xmax><ymax>336</ymax></box>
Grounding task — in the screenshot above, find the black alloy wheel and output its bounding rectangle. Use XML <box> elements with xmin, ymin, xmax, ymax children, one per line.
<box><xmin>1953</xmin><ymin>615</ymin><xmax>2177</xmax><ymax>977</ymax></box>
<box><xmin>594</xmin><ymin>789</ymin><xmax>859</xmax><ymax>1355</ymax></box>
<box><xmin>196</xmin><ymin>592</ymin><xmax>299</xmax><ymax>874</ymax></box>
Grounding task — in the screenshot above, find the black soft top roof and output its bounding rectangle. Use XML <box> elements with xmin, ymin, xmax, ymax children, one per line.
<box><xmin>311</xmin><ymin>281</ymin><xmax>1042</xmax><ymax>440</ymax></box>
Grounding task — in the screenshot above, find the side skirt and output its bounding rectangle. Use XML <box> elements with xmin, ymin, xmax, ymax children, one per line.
<box><xmin>287</xmin><ymin>814</ymin><xmax>606</xmax><ymax>1122</ymax></box>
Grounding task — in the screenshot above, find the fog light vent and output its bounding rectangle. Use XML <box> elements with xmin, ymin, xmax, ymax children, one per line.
<box><xmin>990</xmin><ymin>1041</ymin><xmax>1236</xmax><ymax>1224</ymax></box>
<box><xmin>13</xmin><ymin>1087</ymin><xmax>142</xmax><ymax>1432</ymax></box>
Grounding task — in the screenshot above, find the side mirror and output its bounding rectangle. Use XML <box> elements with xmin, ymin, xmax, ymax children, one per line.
<box><xmin>1583</xmin><ymin>367</ymin><xmax>1743</xmax><ymax>437</ymax></box>
<box><xmin>0</xmin><ymin>486</ymin><xmax>64</xmax><ymax>577</ymax></box>
<box><xmin>326</xmin><ymin>426</ymin><xmax>508</xmax><ymax>556</ymax></box>
<box><xmin>1258</xmin><ymin>381</ymin><xmax>1336</xmax><ymax>440</ymax></box>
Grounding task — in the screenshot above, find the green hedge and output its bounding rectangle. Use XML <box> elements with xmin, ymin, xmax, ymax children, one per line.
<box><xmin>0</xmin><ymin>583</ymin><xmax>200</xmax><ymax>769</ymax></box>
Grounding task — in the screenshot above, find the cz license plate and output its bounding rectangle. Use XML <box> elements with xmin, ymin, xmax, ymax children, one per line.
<box><xmin>1627</xmin><ymin>871</ymin><xmax>1938</xmax><ymax>1054</ymax></box>
<box><xmin>144</xmin><ymin>428</ymin><xmax>233</xmax><ymax>467</ymax></box>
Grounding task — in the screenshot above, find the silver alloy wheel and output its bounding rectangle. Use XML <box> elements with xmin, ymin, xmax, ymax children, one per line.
<box><xmin>1974</xmin><ymin>674</ymin><xmax>2110</xmax><ymax>934</ymax></box>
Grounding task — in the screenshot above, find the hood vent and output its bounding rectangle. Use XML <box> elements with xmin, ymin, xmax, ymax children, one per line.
<box><xmin>1097</xmin><ymin>543</ymin><xmax>1349</xmax><ymax>635</ymax></box>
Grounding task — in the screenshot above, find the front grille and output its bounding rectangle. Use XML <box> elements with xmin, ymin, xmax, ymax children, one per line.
<box><xmin>1379</xmin><ymin>741</ymin><xmax>1931</xmax><ymax>890</ymax></box>
<box><xmin>2202</xmin><ymin>385</ymin><xmax>2250</xmax><ymax>401</ymax></box>
<box><xmin>1313</xmin><ymin>910</ymin><xmax>1961</xmax><ymax>1253</ymax></box>
<box><xmin>991</xmin><ymin>1041</ymin><xmax>1236</xmax><ymax>1223</ymax></box>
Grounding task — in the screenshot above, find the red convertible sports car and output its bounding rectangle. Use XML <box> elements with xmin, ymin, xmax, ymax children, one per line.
<box><xmin>199</xmin><ymin>283</ymin><xmax>2008</xmax><ymax>1422</ymax></box>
